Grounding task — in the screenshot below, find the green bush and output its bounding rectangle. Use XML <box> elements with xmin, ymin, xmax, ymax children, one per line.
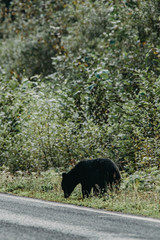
<box><xmin>0</xmin><ymin>0</ymin><xmax>160</xmax><ymax>173</ymax></box>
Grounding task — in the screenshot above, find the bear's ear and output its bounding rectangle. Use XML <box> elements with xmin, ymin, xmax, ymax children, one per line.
<box><xmin>62</xmin><ymin>172</ymin><xmax>66</xmax><ymax>178</ymax></box>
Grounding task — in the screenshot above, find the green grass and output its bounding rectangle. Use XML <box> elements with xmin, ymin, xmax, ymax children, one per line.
<box><xmin>0</xmin><ymin>169</ymin><xmax>160</xmax><ymax>219</ymax></box>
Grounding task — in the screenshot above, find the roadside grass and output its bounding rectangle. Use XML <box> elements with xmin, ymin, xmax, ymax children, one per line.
<box><xmin>0</xmin><ymin>169</ymin><xmax>160</xmax><ymax>219</ymax></box>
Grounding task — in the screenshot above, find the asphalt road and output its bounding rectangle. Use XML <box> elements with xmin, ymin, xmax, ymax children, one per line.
<box><xmin>0</xmin><ymin>193</ymin><xmax>160</xmax><ymax>240</ymax></box>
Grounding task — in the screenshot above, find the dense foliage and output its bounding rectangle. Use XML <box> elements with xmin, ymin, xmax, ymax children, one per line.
<box><xmin>0</xmin><ymin>0</ymin><xmax>160</xmax><ymax>173</ymax></box>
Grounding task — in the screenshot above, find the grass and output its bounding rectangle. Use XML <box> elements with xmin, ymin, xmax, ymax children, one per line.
<box><xmin>0</xmin><ymin>168</ymin><xmax>160</xmax><ymax>219</ymax></box>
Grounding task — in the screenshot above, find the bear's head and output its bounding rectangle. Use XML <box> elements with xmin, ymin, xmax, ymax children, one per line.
<box><xmin>61</xmin><ymin>172</ymin><xmax>75</xmax><ymax>198</ymax></box>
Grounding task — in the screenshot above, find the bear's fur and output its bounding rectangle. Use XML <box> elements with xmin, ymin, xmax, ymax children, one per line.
<box><xmin>61</xmin><ymin>158</ymin><xmax>121</xmax><ymax>198</ymax></box>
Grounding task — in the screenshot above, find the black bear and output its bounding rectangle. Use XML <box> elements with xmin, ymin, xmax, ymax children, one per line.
<box><xmin>61</xmin><ymin>158</ymin><xmax>121</xmax><ymax>198</ymax></box>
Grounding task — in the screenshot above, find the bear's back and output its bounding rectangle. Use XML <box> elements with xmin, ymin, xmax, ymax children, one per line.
<box><xmin>77</xmin><ymin>158</ymin><xmax>115</xmax><ymax>170</ymax></box>
<box><xmin>75</xmin><ymin>158</ymin><xmax>117</xmax><ymax>178</ymax></box>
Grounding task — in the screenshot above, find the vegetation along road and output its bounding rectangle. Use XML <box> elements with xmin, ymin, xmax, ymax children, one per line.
<box><xmin>0</xmin><ymin>1</ymin><xmax>160</xmax><ymax>236</ymax></box>
<box><xmin>0</xmin><ymin>193</ymin><xmax>160</xmax><ymax>240</ymax></box>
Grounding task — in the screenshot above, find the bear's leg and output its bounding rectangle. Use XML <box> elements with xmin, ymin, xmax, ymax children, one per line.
<box><xmin>113</xmin><ymin>179</ymin><xmax>120</xmax><ymax>193</ymax></box>
<box><xmin>81</xmin><ymin>185</ymin><xmax>91</xmax><ymax>198</ymax></box>
<box><xmin>93</xmin><ymin>184</ymin><xmax>100</xmax><ymax>196</ymax></box>
<box><xmin>99</xmin><ymin>181</ymin><xmax>107</xmax><ymax>195</ymax></box>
